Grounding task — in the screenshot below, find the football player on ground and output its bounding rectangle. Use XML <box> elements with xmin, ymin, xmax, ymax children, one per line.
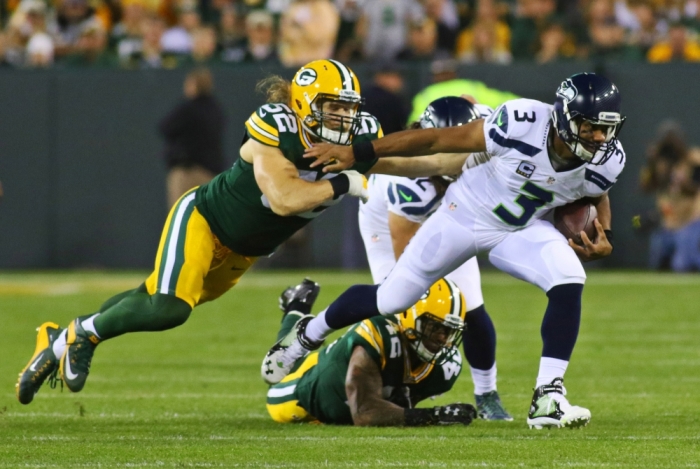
<box><xmin>265</xmin><ymin>278</ymin><xmax>477</xmax><ymax>427</ymax></box>
<box><xmin>16</xmin><ymin>59</ymin><xmax>470</xmax><ymax>405</ymax></box>
<box><xmin>266</xmin><ymin>73</ymin><xmax>626</xmax><ymax>429</ymax></box>
<box><xmin>358</xmin><ymin>96</ymin><xmax>511</xmax><ymax>421</ymax></box>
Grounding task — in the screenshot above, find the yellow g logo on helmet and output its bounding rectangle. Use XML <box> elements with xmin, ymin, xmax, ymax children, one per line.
<box><xmin>396</xmin><ymin>278</ymin><xmax>466</xmax><ymax>364</ymax></box>
<box><xmin>290</xmin><ymin>59</ymin><xmax>364</xmax><ymax>145</ymax></box>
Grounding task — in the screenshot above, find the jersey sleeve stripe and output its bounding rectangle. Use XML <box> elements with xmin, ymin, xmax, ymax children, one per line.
<box><xmin>488</xmin><ymin>128</ymin><xmax>541</xmax><ymax>157</ymax></box>
<box><xmin>356</xmin><ymin>323</ymin><xmax>381</xmax><ymax>354</ymax></box>
<box><xmin>246</xmin><ymin>120</ymin><xmax>279</xmax><ymax>147</ymax></box>
<box><xmin>247</xmin><ymin>118</ymin><xmax>279</xmax><ymax>142</ymax></box>
<box><xmin>250</xmin><ymin>113</ymin><xmax>279</xmax><ymax>138</ymax></box>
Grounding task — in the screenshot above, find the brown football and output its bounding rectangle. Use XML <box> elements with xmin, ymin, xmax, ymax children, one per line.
<box><xmin>554</xmin><ymin>201</ymin><xmax>598</xmax><ymax>245</ymax></box>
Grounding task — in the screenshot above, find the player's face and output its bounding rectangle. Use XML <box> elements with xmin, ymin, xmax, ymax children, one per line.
<box><xmin>577</xmin><ymin>120</ymin><xmax>608</xmax><ymax>154</ymax></box>
<box><xmin>419</xmin><ymin>319</ymin><xmax>452</xmax><ymax>354</ymax></box>
<box><xmin>320</xmin><ymin>100</ymin><xmax>357</xmax><ymax>132</ymax></box>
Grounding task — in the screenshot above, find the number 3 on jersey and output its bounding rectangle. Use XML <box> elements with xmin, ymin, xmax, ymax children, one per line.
<box><xmin>493</xmin><ymin>181</ymin><xmax>554</xmax><ymax>226</ymax></box>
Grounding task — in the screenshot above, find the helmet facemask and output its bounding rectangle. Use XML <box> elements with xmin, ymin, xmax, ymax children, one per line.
<box><xmin>554</xmin><ymin>100</ymin><xmax>625</xmax><ymax>165</ymax></box>
<box><xmin>302</xmin><ymin>90</ymin><xmax>364</xmax><ymax>145</ymax></box>
<box><xmin>404</xmin><ymin>313</ymin><xmax>464</xmax><ymax>365</ymax></box>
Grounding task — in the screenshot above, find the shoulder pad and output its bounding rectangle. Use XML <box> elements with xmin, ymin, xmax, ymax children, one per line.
<box><xmin>355</xmin><ymin>112</ymin><xmax>384</xmax><ymax>139</ymax></box>
<box><xmin>584</xmin><ymin>140</ymin><xmax>626</xmax><ymax>193</ymax></box>
<box><xmin>352</xmin><ymin>317</ymin><xmax>402</xmax><ymax>370</ymax></box>
<box><xmin>436</xmin><ymin>349</ymin><xmax>463</xmax><ymax>382</ymax></box>
<box><xmin>245</xmin><ymin>103</ymin><xmax>298</xmax><ymax>147</ymax></box>
<box><xmin>484</xmin><ymin>99</ymin><xmax>551</xmax><ymax>158</ymax></box>
<box><xmin>386</xmin><ymin>178</ymin><xmax>442</xmax><ymax>221</ymax></box>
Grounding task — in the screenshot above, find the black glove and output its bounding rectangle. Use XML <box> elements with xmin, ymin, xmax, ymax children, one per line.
<box><xmin>433</xmin><ymin>403</ymin><xmax>477</xmax><ymax>425</ymax></box>
<box><xmin>404</xmin><ymin>403</ymin><xmax>476</xmax><ymax>426</ymax></box>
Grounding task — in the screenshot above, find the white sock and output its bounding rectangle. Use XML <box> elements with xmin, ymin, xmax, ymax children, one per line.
<box><xmin>304</xmin><ymin>309</ymin><xmax>333</xmax><ymax>344</ymax></box>
<box><xmin>52</xmin><ymin>329</ymin><xmax>68</xmax><ymax>359</ymax></box>
<box><xmin>81</xmin><ymin>313</ymin><xmax>101</xmax><ymax>339</ymax></box>
<box><xmin>536</xmin><ymin>357</ymin><xmax>568</xmax><ymax>388</ymax></box>
<box><xmin>471</xmin><ymin>364</ymin><xmax>497</xmax><ymax>395</ymax></box>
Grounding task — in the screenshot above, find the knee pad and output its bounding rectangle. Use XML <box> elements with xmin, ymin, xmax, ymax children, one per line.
<box><xmin>377</xmin><ymin>277</ymin><xmax>426</xmax><ymax>316</ymax></box>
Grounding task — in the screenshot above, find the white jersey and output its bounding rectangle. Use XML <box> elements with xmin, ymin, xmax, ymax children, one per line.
<box><xmin>450</xmin><ymin>98</ymin><xmax>626</xmax><ymax>231</ymax></box>
<box><xmin>360</xmin><ymin>103</ymin><xmax>495</xmax><ymax>229</ymax></box>
<box><xmin>358</xmin><ymin>104</ymin><xmax>494</xmax><ymax>309</ymax></box>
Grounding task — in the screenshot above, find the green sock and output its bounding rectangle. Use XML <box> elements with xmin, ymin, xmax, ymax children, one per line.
<box><xmin>93</xmin><ymin>291</ymin><xmax>192</xmax><ymax>340</ymax></box>
<box><xmin>276</xmin><ymin>312</ymin><xmax>305</xmax><ymax>342</ymax></box>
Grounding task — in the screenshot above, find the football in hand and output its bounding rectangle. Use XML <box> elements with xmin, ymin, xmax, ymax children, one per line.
<box><xmin>554</xmin><ymin>201</ymin><xmax>598</xmax><ymax>246</ymax></box>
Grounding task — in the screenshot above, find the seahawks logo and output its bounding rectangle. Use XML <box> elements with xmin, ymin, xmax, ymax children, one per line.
<box><xmin>556</xmin><ymin>79</ymin><xmax>578</xmax><ymax>102</ymax></box>
<box><xmin>295</xmin><ymin>69</ymin><xmax>317</xmax><ymax>86</ymax></box>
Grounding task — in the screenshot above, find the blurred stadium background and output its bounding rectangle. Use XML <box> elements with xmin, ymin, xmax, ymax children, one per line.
<box><xmin>1</xmin><ymin>0</ymin><xmax>700</xmax><ymax>272</ymax></box>
<box><xmin>2</xmin><ymin>2</ymin><xmax>700</xmax><ymax>466</ymax></box>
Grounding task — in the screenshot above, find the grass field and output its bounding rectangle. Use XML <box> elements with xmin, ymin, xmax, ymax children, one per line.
<box><xmin>1</xmin><ymin>270</ymin><xmax>699</xmax><ymax>468</ymax></box>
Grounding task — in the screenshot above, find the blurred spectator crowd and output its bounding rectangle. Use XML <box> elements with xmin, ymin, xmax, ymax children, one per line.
<box><xmin>2</xmin><ymin>0</ymin><xmax>700</xmax><ymax>68</ymax></box>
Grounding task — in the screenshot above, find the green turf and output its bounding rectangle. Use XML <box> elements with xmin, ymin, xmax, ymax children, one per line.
<box><xmin>1</xmin><ymin>270</ymin><xmax>699</xmax><ymax>468</ymax></box>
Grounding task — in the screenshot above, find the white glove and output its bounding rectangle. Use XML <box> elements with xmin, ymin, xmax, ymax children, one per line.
<box><xmin>342</xmin><ymin>170</ymin><xmax>369</xmax><ymax>203</ymax></box>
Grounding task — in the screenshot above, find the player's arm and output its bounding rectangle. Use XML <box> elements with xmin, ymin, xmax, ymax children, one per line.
<box><xmin>345</xmin><ymin>346</ymin><xmax>406</xmax><ymax>426</ymax></box>
<box><xmin>345</xmin><ymin>346</ymin><xmax>475</xmax><ymax>427</ymax></box>
<box><xmin>388</xmin><ymin>212</ymin><xmax>421</xmax><ymax>259</ymax></box>
<box><xmin>570</xmin><ymin>193</ymin><xmax>614</xmax><ymax>261</ymax></box>
<box><xmin>368</xmin><ymin>153</ymin><xmax>469</xmax><ymax>178</ymax></box>
<box><xmin>242</xmin><ymin>139</ymin><xmax>336</xmax><ymax>216</ymax></box>
<box><xmin>305</xmin><ymin>120</ymin><xmax>487</xmax><ymax>172</ymax></box>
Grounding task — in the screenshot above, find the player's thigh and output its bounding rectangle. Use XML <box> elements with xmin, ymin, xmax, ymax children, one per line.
<box><xmin>145</xmin><ymin>190</ymin><xmax>216</xmax><ymax>308</ymax></box>
<box><xmin>488</xmin><ymin>219</ymin><xmax>586</xmax><ymax>292</ymax></box>
<box><xmin>446</xmin><ymin>257</ymin><xmax>484</xmax><ymax>311</ymax></box>
<box><xmin>359</xmin><ymin>226</ymin><xmax>396</xmax><ymax>284</ymax></box>
<box><xmin>378</xmin><ymin>211</ymin><xmax>478</xmax><ymax>315</ymax></box>
<box><xmin>198</xmin><ymin>246</ymin><xmax>257</xmax><ymax>304</ymax></box>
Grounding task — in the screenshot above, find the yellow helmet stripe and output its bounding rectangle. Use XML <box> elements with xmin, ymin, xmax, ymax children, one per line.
<box><xmin>328</xmin><ymin>59</ymin><xmax>355</xmax><ymax>92</ymax></box>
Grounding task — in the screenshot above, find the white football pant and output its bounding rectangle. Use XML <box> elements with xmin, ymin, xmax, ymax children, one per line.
<box><xmin>359</xmin><ymin>210</ymin><xmax>484</xmax><ymax>311</ymax></box>
<box><xmin>375</xmin><ymin>204</ymin><xmax>586</xmax><ymax>316</ymax></box>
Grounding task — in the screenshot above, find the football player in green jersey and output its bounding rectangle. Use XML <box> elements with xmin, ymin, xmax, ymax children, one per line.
<box><xmin>16</xmin><ymin>59</ymin><xmax>470</xmax><ymax>405</ymax></box>
<box><xmin>266</xmin><ymin>278</ymin><xmax>477</xmax><ymax>426</ymax></box>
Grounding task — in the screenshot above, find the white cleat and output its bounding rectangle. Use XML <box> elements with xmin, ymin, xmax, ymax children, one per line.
<box><xmin>261</xmin><ymin>315</ymin><xmax>318</xmax><ymax>385</ymax></box>
<box><xmin>526</xmin><ymin>378</ymin><xmax>591</xmax><ymax>430</ymax></box>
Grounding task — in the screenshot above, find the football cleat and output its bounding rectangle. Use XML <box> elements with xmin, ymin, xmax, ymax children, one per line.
<box><xmin>527</xmin><ymin>378</ymin><xmax>591</xmax><ymax>429</ymax></box>
<box><xmin>475</xmin><ymin>390</ymin><xmax>513</xmax><ymax>421</ymax></box>
<box><xmin>16</xmin><ymin>322</ymin><xmax>63</xmax><ymax>405</ymax></box>
<box><xmin>59</xmin><ymin>318</ymin><xmax>101</xmax><ymax>393</ymax></box>
<box><xmin>261</xmin><ymin>315</ymin><xmax>322</xmax><ymax>385</ymax></box>
<box><xmin>278</xmin><ymin>278</ymin><xmax>321</xmax><ymax>314</ymax></box>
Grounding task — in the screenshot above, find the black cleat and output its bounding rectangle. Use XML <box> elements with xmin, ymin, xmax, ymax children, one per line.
<box><xmin>278</xmin><ymin>278</ymin><xmax>320</xmax><ymax>315</ymax></box>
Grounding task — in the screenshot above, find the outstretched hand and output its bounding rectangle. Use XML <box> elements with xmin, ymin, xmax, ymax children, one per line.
<box><xmin>304</xmin><ymin>144</ymin><xmax>355</xmax><ymax>172</ymax></box>
<box><xmin>568</xmin><ymin>219</ymin><xmax>613</xmax><ymax>262</ymax></box>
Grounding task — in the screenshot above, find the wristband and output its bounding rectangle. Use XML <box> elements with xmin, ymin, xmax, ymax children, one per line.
<box><xmin>404</xmin><ymin>408</ymin><xmax>436</xmax><ymax>426</ymax></box>
<box><xmin>604</xmin><ymin>229</ymin><xmax>614</xmax><ymax>249</ymax></box>
<box><xmin>328</xmin><ymin>173</ymin><xmax>350</xmax><ymax>198</ymax></box>
<box><xmin>352</xmin><ymin>140</ymin><xmax>376</xmax><ymax>163</ymax></box>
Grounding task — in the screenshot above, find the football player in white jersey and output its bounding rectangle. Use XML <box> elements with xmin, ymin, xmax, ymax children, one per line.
<box><xmin>268</xmin><ymin>73</ymin><xmax>625</xmax><ymax>429</ymax></box>
<box><xmin>359</xmin><ymin>97</ymin><xmax>512</xmax><ymax>421</ymax></box>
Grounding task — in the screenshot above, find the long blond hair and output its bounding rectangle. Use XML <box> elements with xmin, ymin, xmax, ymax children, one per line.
<box><xmin>255</xmin><ymin>75</ymin><xmax>291</xmax><ymax>104</ymax></box>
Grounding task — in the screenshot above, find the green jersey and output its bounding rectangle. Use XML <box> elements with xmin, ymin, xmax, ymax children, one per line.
<box><xmin>195</xmin><ymin>103</ymin><xmax>382</xmax><ymax>256</ymax></box>
<box><xmin>294</xmin><ymin>316</ymin><xmax>463</xmax><ymax>425</ymax></box>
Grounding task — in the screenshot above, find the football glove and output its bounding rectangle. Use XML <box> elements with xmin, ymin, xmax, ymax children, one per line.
<box><xmin>342</xmin><ymin>170</ymin><xmax>369</xmax><ymax>203</ymax></box>
<box><xmin>433</xmin><ymin>403</ymin><xmax>477</xmax><ymax>425</ymax></box>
